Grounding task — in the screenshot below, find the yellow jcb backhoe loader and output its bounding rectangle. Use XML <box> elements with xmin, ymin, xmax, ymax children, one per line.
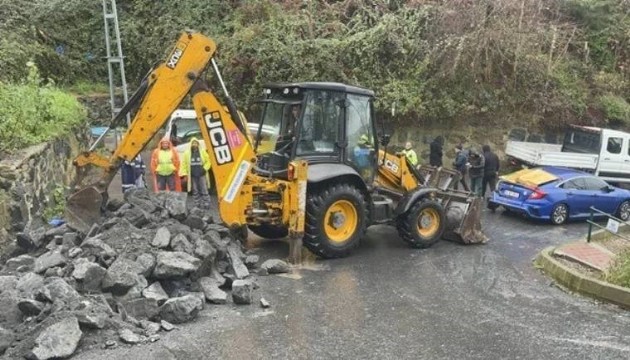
<box><xmin>66</xmin><ymin>31</ymin><xmax>486</xmax><ymax>262</ymax></box>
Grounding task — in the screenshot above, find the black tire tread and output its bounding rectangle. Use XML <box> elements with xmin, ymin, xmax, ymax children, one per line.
<box><xmin>396</xmin><ymin>199</ymin><xmax>445</xmax><ymax>249</ymax></box>
<box><xmin>303</xmin><ymin>183</ymin><xmax>368</xmax><ymax>259</ymax></box>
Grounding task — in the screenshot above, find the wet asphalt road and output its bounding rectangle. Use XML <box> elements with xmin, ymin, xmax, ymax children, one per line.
<box><xmin>76</xmin><ymin>210</ymin><xmax>630</xmax><ymax>360</ymax></box>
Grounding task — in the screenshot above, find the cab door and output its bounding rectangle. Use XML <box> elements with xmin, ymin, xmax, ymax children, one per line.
<box><xmin>344</xmin><ymin>94</ymin><xmax>377</xmax><ymax>184</ymax></box>
<box><xmin>598</xmin><ymin>133</ymin><xmax>625</xmax><ymax>178</ymax></box>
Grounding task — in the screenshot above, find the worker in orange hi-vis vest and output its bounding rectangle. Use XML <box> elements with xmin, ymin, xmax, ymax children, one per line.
<box><xmin>150</xmin><ymin>138</ymin><xmax>182</xmax><ymax>192</ymax></box>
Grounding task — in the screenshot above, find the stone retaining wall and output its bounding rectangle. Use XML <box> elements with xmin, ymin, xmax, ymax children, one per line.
<box><xmin>0</xmin><ymin>130</ymin><xmax>89</xmax><ymax>248</ymax></box>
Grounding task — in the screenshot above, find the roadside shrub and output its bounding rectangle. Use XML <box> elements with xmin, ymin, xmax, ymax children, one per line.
<box><xmin>0</xmin><ymin>63</ymin><xmax>86</xmax><ymax>152</ymax></box>
<box><xmin>598</xmin><ymin>94</ymin><xmax>630</xmax><ymax>125</ymax></box>
<box><xmin>606</xmin><ymin>250</ymin><xmax>630</xmax><ymax>288</ymax></box>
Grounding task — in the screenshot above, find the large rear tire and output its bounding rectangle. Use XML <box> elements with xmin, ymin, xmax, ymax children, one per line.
<box><xmin>303</xmin><ymin>183</ymin><xmax>367</xmax><ymax>259</ymax></box>
<box><xmin>397</xmin><ymin>199</ymin><xmax>445</xmax><ymax>248</ymax></box>
<box><xmin>248</xmin><ymin>224</ymin><xmax>288</xmax><ymax>239</ymax></box>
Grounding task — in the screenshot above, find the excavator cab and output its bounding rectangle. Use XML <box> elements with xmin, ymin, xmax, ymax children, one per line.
<box><xmin>253</xmin><ymin>83</ymin><xmax>378</xmax><ymax>183</ymax></box>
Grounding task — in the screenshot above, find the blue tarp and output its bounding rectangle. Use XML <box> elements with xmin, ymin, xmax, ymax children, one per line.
<box><xmin>91</xmin><ymin>127</ymin><xmax>108</xmax><ymax>137</ymax></box>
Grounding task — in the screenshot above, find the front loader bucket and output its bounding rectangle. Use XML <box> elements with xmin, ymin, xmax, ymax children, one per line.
<box><xmin>442</xmin><ymin>196</ymin><xmax>488</xmax><ymax>244</ymax></box>
<box><xmin>416</xmin><ymin>166</ymin><xmax>488</xmax><ymax>244</ymax></box>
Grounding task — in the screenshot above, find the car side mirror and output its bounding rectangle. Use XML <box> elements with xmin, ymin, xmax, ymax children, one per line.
<box><xmin>380</xmin><ymin>134</ymin><xmax>391</xmax><ymax>147</ymax></box>
<box><xmin>603</xmin><ymin>185</ymin><xmax>615</xmax><ymax>193</ymax></box>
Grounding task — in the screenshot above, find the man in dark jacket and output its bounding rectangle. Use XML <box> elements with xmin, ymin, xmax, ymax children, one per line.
<box><xmin>482</xmin><ymin>144</ymin><xmax>500</xmax><ymax>197</ymax></box>
<box><xmin>453</xmin><ymin>144</ymin><xmax>470</xmax><ymax>191</ymax></box>
<box><xmin>429</xmin><ymin>136</ymin><xmax>444</xmax><ymax>167</ymax></box>
<box><xmin>468</xmin><ymin>149</ymin><xmax>485</xmax><ymax>196</ymax></box>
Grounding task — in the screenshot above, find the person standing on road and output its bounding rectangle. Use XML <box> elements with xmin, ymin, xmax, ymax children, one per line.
<box><xmin>453</xmin><ymin>144</ymin><xmax>470</xmax><ymax>191</ymax></box>
<box><xmin>180</xmin><ymin>138</ymin><xmax>212</xmax><ymax>207</ymax></box>
<box><xmin>150</xmin><ymin>138</ymin><xmax>181</xmax><ymax>192</ymax></box>
<box><xmin>468</xmin><ymin>148</ymin><xmax>485</xmax><ymax>196</ymax></box>
<box><xmin>399</xmin><ymin>141</ymin><xmax>419</xmax><ymax>167</ymax></box>
<box><xmin>482</xmin><ymin>144</ymin><xmax>500</xmax><ymax>197</ymax></box>
<box><xmin>429</xmin><ymin>136</ymin><xmax>444</xmax><ymax>167</ymax></box>
<box><xmin>121</xmin><ymin>154</ymin><xmax>146</xmax><ymax>193</ymax></box>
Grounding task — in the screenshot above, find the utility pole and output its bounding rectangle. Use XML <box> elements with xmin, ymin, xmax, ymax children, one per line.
<box><xmin>102</xmin><ymin>0</ymin><xmax>130</xmax><ymax>146</ymax></box>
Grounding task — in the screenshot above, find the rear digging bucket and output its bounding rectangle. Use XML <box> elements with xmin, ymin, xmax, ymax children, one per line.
<box><xmin>64</xmin><ymin>186</ymin><xmax>105</xmax><ymax>233</ymax></box>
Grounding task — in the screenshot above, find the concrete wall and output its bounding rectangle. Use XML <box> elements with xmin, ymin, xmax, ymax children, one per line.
<box><xmin>0</xmin><ymin>131</ymin><xmax>89</xmax><ymax>248</ymax></box>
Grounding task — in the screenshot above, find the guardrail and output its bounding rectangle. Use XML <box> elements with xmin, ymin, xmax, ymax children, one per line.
<box><xmin>586</xmin><ymin>206</ymin><xmax>630</xmax><ymax>242</ymax></box>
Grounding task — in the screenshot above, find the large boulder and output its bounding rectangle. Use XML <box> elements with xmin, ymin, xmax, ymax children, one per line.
<box><xmin>16</xmin><ymin>273</ymin><xmax>44</xmax><ymax>298</ymax></box>
<box><xmin>261</xmin><ymin>259</ymin><xmax>290</xmax><ymax>274</ymax></box>
<box><xmin>34</xmin><ymin>250</ymin><xmax>67</xmax><ymax>274</ymax></box>
<box><xmin>101</xmin><ymin>258</ymin><xmax>143</xmax><ymax>294</ymax></box>
<box><xmin>80</xmin><ymin>237</ymin><xmax>116</xmax><ymax>264</ymax></box>
<box><xmin>227</xmin><ymin>245</ymin><xmax>249</xmax><ymax>279</ymax></box>
<box><xmin>198</xmin><ymin>277</ymin><xmax>227</xmax><ymax>304</ymax></box>
<box><xmin>170</xmin><ymin>233</ymin><xmax>194</xmax><ymax>254</ymax></box>
<box><xmin>122</xmin><ymin>298</ymin><xmax>159</xmax><ymax>320</ymax></box>
<box><xmin>231</xmin><ymin>280</ymin><xmax>253</xmax><ymax>305</ymax></box>
<box><xmin>162</xmin><ymin>192</ymin><xmax>188</xmax><ymax>220</ymax></box>
<box><xmin>159</xmin><ymin>295</ymin><xmax>202</xmax><ymax>324</ymax></box>
<box><xmin>31</xmin><ymin>317</ymin><xmax>82</xmax><ymax>360</ymax></box>
<box><xmin>36</xmin><ymin>277</ymin><xmax>81</xmax><ymax>306</ymax></box>
<box><xmin>0</xmin><ymin>326</ymin><xmax>14</xmax><ymax>355</ymax></box>
<box><xmin>72</xmin><ymin>259</ymin><xmax>107</xmax><ymax>293</ymax></box>
<box><xmin>151</xmin><ymin>227</ymin><xmax>171</xmax><ymax>248</ymax></box>
<box><xmin>136</xmin><ymin>253</ymin><xmax>156</xmax><ymax>278</ymax></box>
<box><xmin>142</xmin><ymin>282</ymin><xmax>169</xmax><ymax>305</ymax></box>
<box><xmin>4</xmin><ymin>254</ymin><xmax>35</xmax><ymax>273</ymax></box>
<box><xmin>18</xmin><ymin>299</ymin><xmax>45</xmax><ymax>316</ymax></box>
<box><xmin>0</xmin><ymin>276</ymin><xmax>18</xmax><ymax>294</ymax></box>
<box><xmin>152</xmin><ymin>252</ymin><xmax>201</xmax><ymax>279</ymax></box>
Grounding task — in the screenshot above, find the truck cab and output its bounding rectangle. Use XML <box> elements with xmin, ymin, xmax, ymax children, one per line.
<box><xmin>506</xmin><ymin>125</ymin><xmax>630</xmax><ymax>184</ymax></box>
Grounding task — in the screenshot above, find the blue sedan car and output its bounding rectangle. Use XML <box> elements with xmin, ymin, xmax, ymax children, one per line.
<box><xmin>487</xmin><ymin>167</ymin><xmax>630</xmax><ymax>224</ymax></box>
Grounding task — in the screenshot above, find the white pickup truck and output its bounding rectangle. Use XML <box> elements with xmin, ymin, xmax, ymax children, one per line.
<box><xmin>506</xmin><ymin>125</ymin><xmax>630</xmax><ymax>184</ymax></box>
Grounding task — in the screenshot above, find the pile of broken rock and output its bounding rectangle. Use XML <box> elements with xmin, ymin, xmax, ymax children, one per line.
<box><xmin>0</xmin><ymin>189</ymin><xmax>286</xmax><ymax>359</ymax></box>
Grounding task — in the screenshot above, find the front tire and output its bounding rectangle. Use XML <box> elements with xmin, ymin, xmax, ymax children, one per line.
<box><xmin>550</xmin><ymin>203</ymin><xmax>568</xmax><ymax>225</ymax></box>
<box><xmin>396</xmin><ymin>199</ymin><xmax>445</xmax><ymax>248</ymax></box>
<box><xmin>617</xmin><ymin>200</ymin><xmax>630</xmax><ymax>221</ymax></box>
<box><xmin>303</xmin><ymin>183</ymin><xmax>367</xmax><ymax>259</ymax></box>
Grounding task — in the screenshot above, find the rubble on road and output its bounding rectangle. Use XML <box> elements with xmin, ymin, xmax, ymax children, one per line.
<box><xmin>0</xmin><ymin>189</ymin><xmax>262</xmax><ymax>359</ymax></box>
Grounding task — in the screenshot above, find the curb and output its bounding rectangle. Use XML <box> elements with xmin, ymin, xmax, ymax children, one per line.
<box><xmin>535</xmin><ymin>246</ymin><xmax>630</xmax><ymax>309</ymax></box>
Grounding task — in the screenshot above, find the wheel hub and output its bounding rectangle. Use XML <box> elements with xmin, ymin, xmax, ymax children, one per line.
<box><xmin>419</xmin><ymin>214</ymin><xmax>433</xmax><ymax>229</ymax></box>
<box><xmin>329</xmin><ymin>212</ymin><xmax>346</xmax><ymax>229</ymax></box>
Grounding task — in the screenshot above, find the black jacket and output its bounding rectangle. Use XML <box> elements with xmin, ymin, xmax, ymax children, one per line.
<box><xmin>483</xmin><ymin>150</ymin><xmax>500</xmax><ymax>177</ymax></box>
<box><xmin>429</xmin><ymin>138</ymin><xmax>443</xmax><ymax>167</ymax></box>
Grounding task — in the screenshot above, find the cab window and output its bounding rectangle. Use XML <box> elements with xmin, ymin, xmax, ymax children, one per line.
<box><xmin>296</xmin><ymin>91</ymin><xmax>342</xmax><ymax>155</ymax></box>
<box><xmin>607</xmin><ymin>137</ymin><xmax>622</xmax><ymax>154</ymax></box>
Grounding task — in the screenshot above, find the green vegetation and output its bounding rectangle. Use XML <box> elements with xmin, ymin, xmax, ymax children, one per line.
<box><xmin>64</xmin><ymin>81</ymin><xmax>109</xmax><ymax>96</ymax></box>
<box><xmin>0</xmin><ymin>62</ymin><xmax>86</xmax><ymax>152</ymax></box>
<box><xmin>606</xmin><ymin>250</ymin><xmax>630</xmax><ymax>288</ymax></box>
<box><xmin>42</xmin><ymin>185</ymin><xmax>66</xmax><ymax>222</ymax></box>
<box><xmin>0</xmin><ymin>0</ymin><xmax>629</xmax><ymax>130</ymax></box>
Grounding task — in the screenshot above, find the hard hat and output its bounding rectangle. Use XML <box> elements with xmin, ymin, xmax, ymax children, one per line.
<box><xmin>359</xmin><ymin>134</ymin><xmax>369</xmax><ymax>144</ymax></box>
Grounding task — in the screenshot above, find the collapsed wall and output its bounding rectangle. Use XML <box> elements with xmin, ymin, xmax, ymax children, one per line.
<box><xmin>0</xmin><ymin>131</ymin><xmax>88</xmax><ymax>251</ymax></box>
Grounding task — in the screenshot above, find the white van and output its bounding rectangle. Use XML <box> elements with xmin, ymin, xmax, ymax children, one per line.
<box><xmin>506</xmin><ymin>125</ymin><xmax>630</xmax><ymax>183</ymax></box>
<box><xmin>164</xmin><ymin>109</ymin><xmax>279</xmax><ymax>156</ymax></box>
<box><xmin>164</xmin><ymin>109</ymin><xmax>205</xmax><ymax>158</ymax></box>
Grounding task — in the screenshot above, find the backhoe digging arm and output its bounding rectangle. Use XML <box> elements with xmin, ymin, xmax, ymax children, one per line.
<box><xmin>66</xmin><ymin>32</ymin><xmax>217</xmax><ymax>231</ymax></box>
